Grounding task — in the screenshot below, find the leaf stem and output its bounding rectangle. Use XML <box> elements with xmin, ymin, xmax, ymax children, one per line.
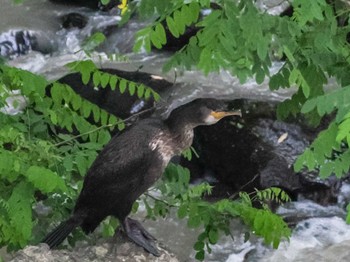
<box><xmin>53</xmin><ymin>106</ymin><xmax>155</xmax><ymax>147</ymax></box>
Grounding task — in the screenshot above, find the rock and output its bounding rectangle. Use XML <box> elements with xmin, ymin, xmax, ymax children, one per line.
<box><xmin>0</xmin><ymin>30</ymin><xmax>56</xmax><ymax>59</ymax></box>
<box><xmin>49</xmin><ymin>0</ymin><xmax>119</xmax><ymax>11</ymax></box>
<box><xmin>9</xmin><ymin>237</ymin><xmax>179</xmax><ymax>262</ymax></box>
<box><xmin>180</xmin><ymin>99</ymin><xmax>341</xmax><ymax>205</ymax></box>
<box><xmin>55</xmin><ymin>68</ymin><xmax>173</xmax><ymax>120</ymax></box>
<box><xmin>61</xmin><ymin>13</ymin><xmax>89</xmax><ymax>29</ymax></box>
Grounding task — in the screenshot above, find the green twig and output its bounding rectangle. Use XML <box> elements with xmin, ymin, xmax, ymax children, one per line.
<box><xmin>54</xmin><ymin>106</ymin><xmax>155</xmax><ymax>147</ymax></box>
<box><xmin>144</xmin><ymin>192</ymin><xmax>178</xmax><ymax>208</ymax></box>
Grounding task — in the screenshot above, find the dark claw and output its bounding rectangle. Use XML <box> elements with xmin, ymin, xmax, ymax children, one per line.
<box><xmin>122</xmin><ymin>217</ymin><xmax>160</xmax><ymax>256</ymax></box>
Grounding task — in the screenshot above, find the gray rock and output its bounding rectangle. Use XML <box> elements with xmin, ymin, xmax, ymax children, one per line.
<box><xmin>9</xmin><ymin>237</ymin><xmax>179</xmax><ymax>262</ymax></box>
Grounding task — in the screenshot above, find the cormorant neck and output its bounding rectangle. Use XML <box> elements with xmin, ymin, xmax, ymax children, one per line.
<box><xmin>164</xmin><ymin>109</ymin><xmax>198</xmax><ymax>134</ymax></box>
<box><xmin>163</xmin><ymin>109</ymin><xmax>196</xmax><ymax>155</ymax></box>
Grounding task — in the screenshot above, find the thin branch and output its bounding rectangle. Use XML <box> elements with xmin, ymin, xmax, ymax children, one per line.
<box><xmin>144</xmin><ymin>193</ymin><xmax>178</xmax><ymax>208</ymax></box>
<box><xmin>53</xmin><ymin>106</ymin><xmax>155</xmax><ymax>147</ymax></box>
<box><xmin>228</xmin><ymin>173</ymin><xmax>260</xmax><ymax>200</ymax></box>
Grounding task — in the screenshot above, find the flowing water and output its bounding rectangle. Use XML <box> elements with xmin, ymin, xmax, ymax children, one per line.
<box><xmin>2</xmin><ymin>1</ymin><xmax>350</xmax><ymax>261</ymax></box>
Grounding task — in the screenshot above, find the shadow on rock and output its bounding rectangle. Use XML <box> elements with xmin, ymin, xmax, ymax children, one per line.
<box><xmin>55</xmin><ymin>68</ymin><xmax>173</xmax><ymax>120</ymax></box>
<box><xmin>181</xmin><ymin>99</ymin><xmax>341</xmax><ymax>206</ymax></box>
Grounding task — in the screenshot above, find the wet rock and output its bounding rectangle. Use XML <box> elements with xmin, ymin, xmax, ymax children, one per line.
<box><xmin>55</xmin><ymin>68</ymin><xmax>173</xmax><ymax>119</ymax></box>
<box><xmin>181</xmin><ymin>99</ymin><xmax>341</xmax><ymax>205</ymax></box>
<box><xmin>61</xmin><ymin>13</ymin><xmax>89</xmax><ymax>29</ymax></box>
<box><xmin>9</xmin><ymin>237</ymin><xmax>179</xmax><ymax>262</ymax></box>
<box><xmin>49</xmin><ymin>0</ymin><xmax>119</xmax><ymax>11</ymax></box>
<box><xmin>0</xmin><ymin>30</ymin><xmax>56</xmax><ymax>59</ymax></box>
<box><xmin>160</xmin><ymin>23</ymin><xmax>199</xmax><ymax>52</ymax></box>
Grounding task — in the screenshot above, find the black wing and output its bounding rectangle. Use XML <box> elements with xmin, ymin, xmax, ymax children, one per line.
<box><xmin>74</xmin><ymin>119</ymin><xmax>165</xmax><ymax>214</ymax></box>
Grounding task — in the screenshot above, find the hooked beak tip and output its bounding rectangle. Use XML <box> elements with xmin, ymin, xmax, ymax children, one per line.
<box><xmin>210</xmin><ymin>110</ymin><xmax>242</xmax><ymax>120</ymax></box>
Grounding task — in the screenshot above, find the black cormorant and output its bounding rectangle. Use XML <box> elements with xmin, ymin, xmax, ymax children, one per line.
<box><xmin>42</xmin><ymin>98</ymin><xmax>241</xmax><ymax>256</ymax></box>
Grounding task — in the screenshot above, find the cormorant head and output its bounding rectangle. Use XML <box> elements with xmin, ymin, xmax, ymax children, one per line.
<box><xmin>167</xmin><ymin>98</ymin><xmax>241</xmax><ymax>128</ymax></box>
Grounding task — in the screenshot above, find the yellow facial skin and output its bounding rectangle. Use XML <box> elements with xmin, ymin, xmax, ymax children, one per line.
<box><xmin>210</xmin><ymin>110</ymin><xmax>242</xmax><ymax>120</ymax></box>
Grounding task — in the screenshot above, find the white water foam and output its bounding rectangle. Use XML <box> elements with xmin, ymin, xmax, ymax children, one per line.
<box><xmin>259</xmin><ymin>216</ymin><xmax>350</xmax><ymax>262</ymax></box>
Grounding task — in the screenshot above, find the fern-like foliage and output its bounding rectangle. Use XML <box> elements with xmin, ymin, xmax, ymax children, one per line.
<box><xmin>142</xmin><ymin>164</ymin><xmax>291</xmax><ymax>260</ymax></box>
<box><xmin>66</xmin><ymin>60</ymin><xmax>160</xmax><ymax>101</ymax></box>
<box><xmin>0</xmin><ymin>52</ymin><xmax>163</xmax><ymax>249</ymax></box>
<box><xmin>132</xmin><ymin>0</ymin><xmax>350</xmax><ymax>180</ymax></box>
<box><xmin>0</xmin><ymin>61</ymin><xmax>136</xmax><ymax>249</ymax></box>
<box><xmin>254</xmin><ymin>187</ymin><xmax>291</xmax><ymax>205</ymax></box>
<box><xmin>294</xmin><ymin>86</ymin><xmax>350</xmax><ymax>178</ymax></box>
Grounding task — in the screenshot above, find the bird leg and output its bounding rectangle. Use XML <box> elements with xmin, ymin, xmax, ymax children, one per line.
<box><xmin>121</xmin><ymin>217</ymin><xmax>160</xmax><ymax>257</ymax></box>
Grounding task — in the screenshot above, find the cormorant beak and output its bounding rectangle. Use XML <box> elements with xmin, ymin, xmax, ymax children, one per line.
<box><xmin>210</xmin><ymin>110</ymin><xmax>242</xmax><ymax>120</ymax></box>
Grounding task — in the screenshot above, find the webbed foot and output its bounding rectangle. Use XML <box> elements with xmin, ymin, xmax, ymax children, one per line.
<box><xmin>122</xmin><ymin>217</ymin><xmax>160</xmax><ymax>256</ymax></box>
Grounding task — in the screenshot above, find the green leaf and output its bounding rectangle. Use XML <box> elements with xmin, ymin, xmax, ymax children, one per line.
<box><xmin>208</xmin><ymin>229</ymin><xmax>219</xmax><ymax>244</ymax></box>
<box><xmin>166</xmin><ymin>16</ymin><xmax>179</xmax><ymax>38</ymax></box>
<box><xmin>98</xmin><ymin>130</ymin><xmax>111</xmax><ymax>145</ymax></box>
<box><xmin>92</xmin><ymin>105</ymin><xmax>101</xmax><ymax>123</ymax></box>
<box><xmin>109</xmin><ymin>75</ymin><xmax>118</xmax><ymax>90</ymax></box>
<box><xmin>137</xmin><ymin>84</ymin><xmax>145</xmax><ymax>98</ymax></box>
<box><xmin>155</xmin><ymin>23</ymin><xmax>167</xmax><ymax>45</ymax></box>
<box><xmin>150</xmin><ymin>30</ymin><xmax>162</xmax><ymax>49</ymax></box>
<box><xmin>25</xmin><ymin>166</ymin><xmax>67</xmax><ymax>193</ymax></box>
<box><xmin>194</xmin><ymin>241</ymin><xmax>205</xmax><ymax>251</ymax></box>
<box><xmin>100</xmin><ymin>110</ymin><xmax>108</xmax><ymax>126</ymax></box>
<box><xmin>100</xmin><ymin>73</ymin><xmax>110</xmax><ymax>88</ymax></box>
<box><xmin>301</xmin><ymin>98</ymin><xmax>317</xmax><ymax>113</ymax></box>
<box><xmin>81</xmin><ymin>100</ymin><xmax>92</xmax><ymax>118</ymax></box>
<box><xmin>71</xmin><ymin>95</ymin><xmax>82</xmax><ymax>111</ymax></box>
<box><xmin>7</xmin><ymin>182</ymin><xmax>34</xmax><ymax>246</ymax></box>
<box><xmin>283</xmin><ymin>45</ymin><xmax>296</xmax><ymax>63</ymax></box>
<box><xmin>128</xmin><ymin>82</ymin><xmax>136</xmax><ymax>96</ymax></box>
<box><xmin>257</xmin><ymin>40</ymin><xmax>268</xmax><ymax>60</ymax></box>
<box><xmin>144</xmin><ymin>88</ymin><xmax>151</xmax><ymax>100</ymax></box>
<box><xmin>173</xmin><ymin>10</ymin><xmax>185</xmax><ymax>35</ymax></box>
<box><xmin>195</xmin><ymin>250</ymin><xmax>205</xmax><ymax>261</ymax></box>
<box><xmin>119</xmin><ymin>79</ymin><xmax>127</xmax><ymax>93</ymax></box>
<box><xmin>177</xmin><ymin>204</ymin><xmax>188</xmax><ymax>219</ymax></box>
<box><xmin>76</xmin><ymin>154</ymin><xmax>88</xmax><ymax>176</ymax></box>
<box><xmin>301</xmin><ymin>81</ymin><xmax>310</xmax><ymax>98</ymax></box>
<box><xmin>188</xmin><ymin>2</ymin><xmax>200</xmax><ymax>23</ymax></box>
<box><xmin>48</xmin><ymin>110</ymin><xmax>58</xmax><ymax>125</ymax></box>
<box><xmin>188</xmin><ymin>215</ymin><xmax>201</xmax><ymax>228</ymax></box>
<box><xmin>93</xmin><ymin>71</ymin><xmax>101</xmax><ymax>87</ymax></box>
<box><xmin>82</xmin><ymin>32</ymin><xmax>106</xmax><ymax>52</ymax></box>
<box><xmin>82</xmin><ymin>71</ymin><xmax>91</xmax><ymax>85</ymax></box>
<box><xmin>255</xmin><ymin>68</ymin><xmax>265</xmax><ymax>84</ymax></box>
<box><xmin>181</xmin><ymin>4</ymin><xmax>193</xmax><ymax>26</ymax></box>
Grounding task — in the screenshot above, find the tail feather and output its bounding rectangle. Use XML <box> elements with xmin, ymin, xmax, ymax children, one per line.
<box><xmin>43</xmin><ymin>217</ymin><xmax>82</xmax><ymax>248</ymax></box>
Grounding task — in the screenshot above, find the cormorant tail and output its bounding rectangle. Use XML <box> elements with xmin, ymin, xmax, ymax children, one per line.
<box><xmin>43</xmin><ymin>214</ymin><xmax>84</xmax><ymax>248</ymax></box>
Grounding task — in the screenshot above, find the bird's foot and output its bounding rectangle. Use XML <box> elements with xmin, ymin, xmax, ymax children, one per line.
<box><xmin>122</xmin><ymin>217</ymin><xmax>160</xmax><ymax>257</ymax></box>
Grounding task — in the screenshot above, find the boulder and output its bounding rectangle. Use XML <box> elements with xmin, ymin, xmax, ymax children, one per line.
<box><xmin>9</xmin><ymin>235</ymin><xmax>179</xmax><ymax>262</ymax></box>
<box><xmin>181</xmin><ymin>99</ymin><xmax>341</xmax><ymax>205</ymax></box>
